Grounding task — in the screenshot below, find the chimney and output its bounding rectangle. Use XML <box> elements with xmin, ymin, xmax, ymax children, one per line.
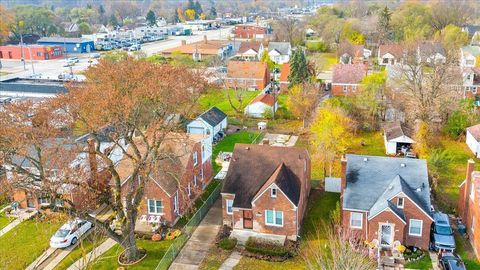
<box><xmin>87</xmin><ymin>138</ymin><xmax>98</xmax><ymax>184</ymax></box>
<box><xmin>181</xmin><ymin>40</ymin><xmax>186</xmax><ymax>46</ymax></box>
<box><xmin>463</xmin><ymin>159</ymin><xmax>475</xmax><ymax>219</ymax></box>
<box><xmin>340</xmin><ymin>155</ymin><xmax>347</xmax><ymax>192</ymax></box>
<box><xmin>204</xmin><ymin>35</ymin><xmax>208</xmax><ymax>44</ymax></box>
<box><xmin>262</xmin><ymin>139</ymin><xmax>270</xmax><ymax>145</ymax></box>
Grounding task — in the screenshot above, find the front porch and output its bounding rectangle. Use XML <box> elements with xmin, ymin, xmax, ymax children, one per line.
<box><xmin>230</xmin><ymin>229</ymin><xmax>286</xmax><ymax>245</ymax></box>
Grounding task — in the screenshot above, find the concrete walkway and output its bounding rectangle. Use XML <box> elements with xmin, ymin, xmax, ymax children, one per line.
<box><xmin>169</xmin><ymin>199</ymin><xmax>222</xmax><ymax>270</ymax></box>
<box><xmin>0</xmin><ymin>209</ymin><xmax>37</xmax><ymax>237</ymax></box>
<box><xmin>219</xmin><ymin>251</ymin><xmax>242</xmax><ymax>270</ymax></box>
<box><xmin>66</xmin><ymin>238</ymin><xmax>116</xmax><ymax>270</ymax></box>
<box><xmin>429</xmin><ymin>251</ymin><xmax>441</xmax><ymax>270</ymax></box>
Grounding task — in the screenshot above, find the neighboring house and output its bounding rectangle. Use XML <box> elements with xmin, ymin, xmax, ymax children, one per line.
<box><xmin>383</xmin><ymin>121</ymin><xmax>415</xmax><ymax>155</ymax></box>
<box><xmin>119</xmin><ymin>133</ymin><xmax>212</xmax><ymax>226</ymax></box>
<box><xmin>338</xmin><ymin>41</ymin><xmax>371</xmax><ymax>64</ymax></box>
<box><xmin>466</xmin><ymin>124</ymin><xmax>480</xmax><ymax>158</ymax></box>
<box><xmin>221</xmin><ymin>143</ymin><xmax>311</xmax><ymax>242</ymax></box>
<box><xmin>234</xmin><ymin>24</ymin><xmax>270</xmax><ymax>39</ymax></box>
<box><xmin>458</xmin><ymin>160</ymin><xmax>480</xmax><ymax>261</ymax></box>
<box><xmin>462</xmin><ymin>67</ymin><xmax>480</xmax><ymax>99</ymax></box>
<box><xmin>279</xmin><ymin>63</ymin><xmax>290</xmax><ymax>92</ymax></box>
<box><xmin>268</xmin><ymin>42</ymin><xmax>292</xmax><ymax>64</ymax></box>
<box><xmin>378</xmin><ymin>44</ymin><xmax>403</xmax><ymax>66</ymax></box>
<box><xmin>460</xmin><ymin>45</ymin><xmax>480</xmax><ymax>68</ymax></box>
<box><xmin>225</xmin><ymin>61</ymin><xmax>270</xmax><ymax>90</ymax></box>
<box><xmin>235</xmin><ymin>41</ymin><xmax>264</xmax><ymax>61</ymax></box>
<box><xmin>187</xmin><ymin>106</ymin><xmax>227</xmax><ymax>159</ymax></box>
<box><xmin>341</xmin><ymin>154</ymin><xmax>433</xmax><ymax>250</ymax></box>
<box><xmin>161</xmin><ymin>36</ymin><xmax>233</xmax><ymax>61</ymax></box>
<box><xmin>331</xmin><ymin>64</ymin><xmax>368</xmax><ymax>96</ymax></box>
<box><xmin>462</xmin><ymin>25</ymin><xmax>480</xmax><ymax>45</ymax></box>
<box><xmin>417</xmin><ymin>42</ymin><xmax>446</xmax><ymax>64</ymax></box>
<box><xmin>244</xmin><ymin>94</ymin><xmax>278</xmax><ymax>118</ymax></box>
<box><xmin>0</xmin><ymin>45</ymin><xmax>64</xmax><ymax>60</ymax></box>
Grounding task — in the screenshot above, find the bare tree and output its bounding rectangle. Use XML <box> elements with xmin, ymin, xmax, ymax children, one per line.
<box><xmin>272</xmin><ymin>17</ymin><xmax>305</xmax><ymax>45</ymax></box>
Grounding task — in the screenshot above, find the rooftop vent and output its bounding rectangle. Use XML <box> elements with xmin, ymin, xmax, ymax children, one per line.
<box><xmin>400</xmin><ymin>163</ymin><xmax>406</xmax><ymax>167</ymax></box>
<box><xmin>363</xmin><ymin>157</ymin><xmax>368</xmax><ymax>162</ymax></box>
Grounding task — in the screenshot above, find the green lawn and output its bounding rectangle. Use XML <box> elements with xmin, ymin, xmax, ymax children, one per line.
<box><xmin>88</xmin><ymin>239</ymin><xmax>173</xmax><ymax>270</ymax></box>
<box><xmin>198</xmin><ymin>245</ymin><xmax>233</xmax><ymax>270</ymax></box>
<box><xmin>455</xmin><ymin>233</ymin><xmax>480</xmax><ymax>270</ymax></box>
<box><xmin>199</xmin><ymin>89</ymin><xmax>259</xmax><ymax>117</ymax></box>
<box><xmin>53</xmin><ymin>234</ymin><xmax>106</xmax><ymax>270</ymax></box>
<box><xmin>310</xmin><ymin>52</ymin><xmax>337</xmax><ymax>72</ymax></box>
<box><xmin>0</xmin><ymin>212</ymin><xmax>15</xmax><ymax>230</ymax></box>
<box><xmin>0</xmin><ymin>217</ymin><xmax>65</xmax><ymax>270</ymax></box>
<box><xmin>404</xmin><ymin>251</ymin><xmax>432</xmax><ymax>270</ymax></box>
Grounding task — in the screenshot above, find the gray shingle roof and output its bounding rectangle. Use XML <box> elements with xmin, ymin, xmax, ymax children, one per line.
<box><xmin>343</xmin><ymin>155</ymin><xmax>432</xmax><ymax>218</ymax></box>
<box><xmin>268</xmin><ymin>42</ymin><xmax>291</xmax><ymax>55</ymax></box>
<box><xmin>383</xmin><ymin>121</ymin><xmax>411</xmax><ymax>141</ymax></box>
<box><xmin>198</xmin><ymin>106</ymin><xmax>227</xmax><ymax>127</ymax></box>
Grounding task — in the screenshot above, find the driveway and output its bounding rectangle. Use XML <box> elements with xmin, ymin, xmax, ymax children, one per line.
<box><xmin>169</xmin><ymin>199</ymin><xmax>222</xmax><ymax>270</ymax></box>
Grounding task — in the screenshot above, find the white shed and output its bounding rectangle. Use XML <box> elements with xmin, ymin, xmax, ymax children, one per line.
<box><xmin>244</xmin><ymin>94</ymin><xmax>278</xmax><ymax>118</ymax></box>
<box><xmin>466</xmin><ymin>124</ymin><xmax>480</xmax><ymax>157</ymax></box>
<box><xmin>383</xmin><ymin>121</ymin><xmax>415</xmax><ymax>155</ymax></box>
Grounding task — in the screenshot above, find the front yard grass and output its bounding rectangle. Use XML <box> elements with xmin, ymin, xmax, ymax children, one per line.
<box><xmin>0</xmin><ymin>216</ymin><xmax>65</xmax><ymax>270</ymax></box>
<box><xmin>199</xmin><ymin>89</ymin><xmax>259</xmax><ymax>117</ymax></box>
<box><xmin>53</xmin><ymin>233</ymin><xmax>107</xmax><ymax>270</ymax></box>
<box><xmin>0</xmin><ymin>212</ymin><xmax>15</xmax><ymax>230</ymax></box>
<box><xmin>198</xmin><ymin>245</ymin><xmax>233</xmax><ymax>270</ymax></box>
<box><xmin>404</xmin><ymin>252</ymin><xmax>432</xmax><ymax>270</ymax></box>
<box><xmin>88</xmin><ymin>239</ymin><xmax>173</xmax><ymax>270</ymax></box>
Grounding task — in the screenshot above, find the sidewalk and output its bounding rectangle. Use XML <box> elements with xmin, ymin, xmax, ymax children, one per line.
<box><xmin>429</xmin><ymin>251</ymin><xmax>441</xmax><ymax>270</ymax></box>
<box><xmin>169</xmin><ymin>199</ymin><xmax>222</xmax><ymax>270</ymax></box>
<box><xmin>66</xmin><ymin>238</ymin><xmax>116</xmax><ymax>270</ymax></box>
<box><xmin>0</xmin><ymin>209</ymin><xmax>37</xmax><ymax>237</ymax></box>
<box><xmin>219</xmin><ymin>251</ymin><xmax>242</xmax><ymax>270</ymax></box>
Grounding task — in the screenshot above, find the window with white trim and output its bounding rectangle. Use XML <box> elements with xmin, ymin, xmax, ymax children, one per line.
<box><xmin>350</xmin><ymin>212</ymin><xmax>363</xmax><ymax>229</ymax></box>
<box><xmin>173</xmin><ymin>193</ymin><xmax>179</xmax><ymax>213</ymax></box>
<box><xmin>352</xmin><ymin>85</ymin><xmax>357</xmax><ymax>92</ymax></box>
<box><xmin>148</xmin><ymin>199</ymin><xmax>164</xmax><ymax>214</ymax></box>
<box><xmin>409</xmin><ymin>219</ymin><xmax>423</xmax><ymax>236</ymax></box>
<box><xmin>187</xmin><ymin>183</ymin><xmax>191</xmax><ymax>197</ymax></box>
<box><xmin>226</xmin><ymin>199</ymin><xmax>233</xmax><ymax>214</ymax></box>
<box><xmin>194</xmin><ymin>175</ymin><xmax>197</xmax><ymax>187</ymax></box>
<box><xmin>470</xmin><ymin>182</ymin><xmax>475</xmax><ymax>200</ymax></box>
<box><xmin>265</xmin><ymin>210</ymin><xmax>283</xmax><ymax>226</ymax></box>
<box><xmin>343</xmin><ymin>85</ymin><xmax>348</xmax><ymax>92</ymax></box>
<box><xmin>193</xmin><ymin>152</ymin><xmax>198</xmax><ymax>166</ymax></box>
<box><xmin>39</xmin><ymin>197</ymin><xmax>51</xmax><ymax>205</ymax></box>
<box><xmin>271</xmin><ymin>187</ymin><xmax>277</xmax><ymax>198</ymax></box>
<box><xmin>397</xmin><ymin>197</ymin><xmax>404</xmax><ymax>209</ymax></box>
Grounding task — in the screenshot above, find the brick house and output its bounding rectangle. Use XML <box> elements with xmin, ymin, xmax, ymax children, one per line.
<box><xmin>0</xmin><ymin>45</ymin><xmax>64</xmax><ymax>60</ymax></box>
<box><xmin>161</xmin><ymin>36</ymin><xmax>233</xmax><ymax>61</ymax></box>
<box><xmin>234</xmin><ymin>24</ymin><xmax>270</xmax><ymax>39</ymax></box>
<box><xmin>341</xmin><ymin>154</ymin><xmax>433</xmax><ymax>250</ymax></box>
<box><xmin>331</xmin><ymin>64</ymin><xmax>368</xmax><ymax>96</ymax></box>
<box><xmin>118</xmin><ymin>133</ymin><xmax>212</xmax><ymax>226</ymax></box>
<box><xmin>279</xmin><ymin>63</ymin><xmax>290</xmax><ymax>92</ymax></box>
<box><xmin>338</xmin><ymin>41</ymin><xmax>371</xmax><ymax>64</ymax></box>
<box><xmin>235</xmin><ymin>41</ymin><xmax>264</xmax><ymax>61</ymax></box>
<box><xmin>225</xmin><ymin>61</ymin><xmax>270</xmax><ymax>90</ymax></box>
<box><xmin>221</xmin><ymin>143</ymin><xmax>310</xmax><ymax>242</ymax></box>
<box><xmin>458</xmin><ymin>160</ymin><xmax>480</xmax><ymax>260</ymax></box>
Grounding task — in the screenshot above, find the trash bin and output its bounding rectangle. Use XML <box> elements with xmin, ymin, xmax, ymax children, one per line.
<box><xmin>458</xmin><ymin>223</ymin><xmax>466</xmax><ymax>235</ymax></box>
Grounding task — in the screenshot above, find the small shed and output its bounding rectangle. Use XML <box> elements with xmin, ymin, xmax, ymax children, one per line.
<box><xmin>383</xmin><ymin>121</ymin><xmax>414</xmax><ymax>155</ymax></box>
<box><xmin>466</xmin><ymin>124</ymin><xmax>480</xmax><ymax>157</ymax></box>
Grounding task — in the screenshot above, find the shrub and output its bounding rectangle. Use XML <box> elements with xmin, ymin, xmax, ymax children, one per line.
<box><xmin>245</xmin><ymin>237</ymin><xmax>290</xmax><ymax>257</ymax></box>
<box><xmin>219</xmin><ymin>237</ymin><xmax>237</xmax><ymax>250</ymax></box>
<box><xmin>306</xmin><ymin>40</ymin><xmax>328</xmax><ymax>52</ymax></box>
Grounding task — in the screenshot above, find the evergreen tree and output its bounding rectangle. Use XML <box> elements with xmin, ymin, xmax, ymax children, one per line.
<box><xmin>210</xmin><ymin>6</ymin><xmax>217</xmax><ymax>18</ymax></box>
<box><xmin>109</xmin><ymin>14</ymin><xmax>119</xmax><ymax>27</ymax></box>
<box><xmin>99</xmin><ymin>5</ymin><xmax>105</xmax><ymax>16</ymax></box>
<box><xmin>288</xmin><ymin>49</ymin><xmax>309</xmax><ymax>85</ymax></box>
<box><xmin>194</xmin><ymin>1</ymin><xmax>203</xmax><ymax>18</ymax></box>
<box><xmin>187</xmin><ymin>0</ymin><xmax>195</xmax><ymax>10</ymax></box>
<box><xmin>377</xmin><ymin>6</ymin><xmax>392</xmax><ymax>43</ymax></box>
<box><xmin>146</xmin><ymin>10</ymin><xmax>156</xmax><ymax>26</ymax></box>
<box><xmin>173</xmin><ymin>9</ymin><xmax>179</xmax><ymax>23</ymax></box>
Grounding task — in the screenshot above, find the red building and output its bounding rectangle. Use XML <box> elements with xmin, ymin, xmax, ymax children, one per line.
<box><xmin>0</xmin><ymin>45</ymin><xmax>64</xmax><ymax>60</ymax></box>
<box><xmin>234</xmin><ymin>24</ymin><xmax>270</xmax><ymax>39</ymax></box>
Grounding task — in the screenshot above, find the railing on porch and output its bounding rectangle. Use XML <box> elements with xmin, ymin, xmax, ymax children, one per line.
<box><xmin>154</xmin><ymin>181</ymin><xmax>222</xmax><ymax>270</ymax></box>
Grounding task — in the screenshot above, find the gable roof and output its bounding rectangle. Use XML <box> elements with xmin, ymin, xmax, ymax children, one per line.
<box><xmin>279</xmin><ymin>64</ymin><xmax>290</xmax><ymax>82</ymax></box>
<box><xmin>418</xmin><ymin>42</ymin><xmax>446</xmax><ymax>57</ymax></box>
<box><xmin>238</xmin><ymin>41</ymin><xmax>262</xmax><ymax>54</ymax></box>
<box><xmin>343</xmin><ymin>155</ymin><xmax>432</xmax><ymax>219</ymax></box>
<box><xmin>249</xmin><ymin>94</ymin><xmax>275</xmax><ymax>106</ymax></box>
<box><xmin>384</xmin><ymin>121</ymin><xmax>412</xmax><ymax>141</ymax></box>
<box><xmin>339</xmin><ymin>41</ymin><xmax>364</xmax><ymax>58</ymax></box>
<box><xmin>332</xmin><ymin>64</ymin><xmax>367</xmax><ymax>84</ymax></box>
<box><xmin>227</xmin><ymin>61</ymin><xmax>268</xmax><ymax>80</ymax></box>
<box><xmin>197</xmin><ymin>106</ymin><xmax>227</xmax><ymax>127</ymax></box>
<box><xmin>268</xmin><ymin>42</ymin><xmax>291</xmax><ymax>55</ymax></box>
<box><xmin>379</xmin><ymin>44</ymin><xmax>403</xmax><ymax>59</ymax></box>
<box><xmin>222</xmin><ymin>144</ymin><xmax>309</xmax><ymax>208</ymax></box>
<box><xmin>462</xmin><ymin>45</ymin><xmax>480</xmax><ymax>58</ymax></box>
<box><xmin>467</xmin><ymin>123</ymin><xmax>480</xmax><ymax>141</ymax></box>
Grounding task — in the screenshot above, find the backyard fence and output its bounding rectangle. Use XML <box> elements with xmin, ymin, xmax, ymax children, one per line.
<box><xmin>154</xmin><ymin>182</ymin><xmax>222</xmax><ymax>270</ymax></box>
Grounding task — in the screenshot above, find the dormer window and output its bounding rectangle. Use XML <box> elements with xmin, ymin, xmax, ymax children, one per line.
<box><xmin>271</xmin><ymin>187</ymin><xmax>277</xmax><ymax>198</ymax></box>
<box><xmin>397</xmin><ymin>197</ymin><xmax>404</xmax><ymax>209</ymax></box>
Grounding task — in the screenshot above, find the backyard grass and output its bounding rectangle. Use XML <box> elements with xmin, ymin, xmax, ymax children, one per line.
<box><xmin>0</xmin><ymin>212</ymin><xmax>15</xmax><ymax>230</ymax></box>
<box><xmin>88</xmin><ymin>239</ymin><xmax>173</xmax><ymax>270</ymax></box>
<box><xmin>404</xmin><ymin>252</ymin><xmax>432</xmax><ymax>270</ymax></box>
<box><xmin>0</xmin><ymin>216</ymin><xmax>66</xmax><ymax>270</ymax></box>
<box><xmin>53</xmin><ymin>233</ymin><xmax>107</xmax><ymax>270</ymax></box>
<box><xmin>455</xmin><ymin>233</ymin><xmax>480</xmax><ymax>270</ymax></box>
<box><xmin>310</xmin><ymin>52</ymin><xmax>337</xmax><ymax>71</ymax></box>
<box><xmin>199</xmin><ymin>89</ymin><xmax>259</xmax><ymax>117</ymax></box>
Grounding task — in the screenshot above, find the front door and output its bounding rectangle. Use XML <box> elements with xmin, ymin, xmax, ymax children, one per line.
<box><xmin>243</xmin><ymin>210</ymin><xmax>253</xmax><ymax>229</ymax></box>
<box><xmin>380</xmin><ymin>224</ymin><xmax>393</xmax><ymax>246</ymax></box>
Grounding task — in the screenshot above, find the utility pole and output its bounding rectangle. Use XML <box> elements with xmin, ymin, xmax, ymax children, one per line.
<box><xmin>271</xmin><ymin>78</ymin><xmax>276</xmax><ymax>120</ymax></box>
<box><xmin>20</xmin><ymin>31</ymin><xmax>26</xmax><ymax>71</ymax></box>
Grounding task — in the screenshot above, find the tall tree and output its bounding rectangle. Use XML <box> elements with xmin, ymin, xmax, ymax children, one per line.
<box><xmin>430</xmin><ymin>1</ymin><xmax>472</xmax><ymax>32</ymax></box>
<box><xmin>185</xmin><ymin>9</ymin><xmax>196</xmax><ymax>21</ymax></box>
<box><xmin>377</xmin><ymin>6</ymin><xmax>392</xmax><ymax>43</ymax></box>
<box><xmin>146</xmin><ymin>10</ymin><xmax>156</xmax><ymax>26</ymax></box>
<box><xmin>108</xmin><ymin>14</ymin><xmax>119</xmax><ymax>27</ymax></box>
<box><xmin>289</xmin><ymin>49</ymin><xmax>309</xmax><ymax>85</ymax></box>
<box><xmin>193</xmin><ymin>1</ymin><xmax>203</xmax><ymax>19</ymax></box>
<box><xmin>287</xmin><ymin>83</ymin><xmax>318</xmax><ymax>128</ymax></box>
<box><xmin>355</xmin><ymin>71</ymin><xmax>387</xmax><ymax>127</ymax></box>
<box><xmin>260</xmin><ymin>50</ymin><xmax>274</xmax><ymax>70</ymax></box>
<box><xmin>12</xmin><ymin>5</ymin><xmax>56</xmax><ymax>37</ymax></box>
<box><xmin>209</xmin><ymin>6</ymin><xmax>217</xmax><ymax>19</ymax></box>
<box><xmin>0</xmin><ymin>5</ymin><xmax>14</xmax><ymax>45</ymax></box>
<box><xmin>272</xmin><ymin>17</ymin><xmax>305</xmax><ymax>45</ymax></box>
<box><xmin>391</xmin><ymin>3</ymin><xmax>432</xmax><ymax>41</ymax></box>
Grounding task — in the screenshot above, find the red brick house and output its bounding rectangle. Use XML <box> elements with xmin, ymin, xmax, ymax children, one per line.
<box><xmin>225</xmin><ymin>61</ymin><xmax>270</xmax><ymax>90</ymax></box>
<box><xmin>234</xmin><ymin>24</ymin><xmax>270</xmax><ymax>39</ymax></box>
<box><xmin>221</xmin><ymin>143</ymin><xmax>310</xmax><ymax>242</ymax></box>
<box><xmin>118</xmin><ymin>133</ymin><xmax>212</xmax><ymax>226</ymax></box>
<box><xmin>331</xmin><ymin>64</ymin><xmax>368</xmax><ymax>96</ymax></box>
<box><xmin>279</xmin><ymin>63</ymin><xmax>290</xmax><ymax>92</ymax></box>
<box><xmin>341</xmin><ymin>154</ymin><xmax>433</xmax><ymax>250</ymax></box>
<box><xmin>458</xmin><ymin>160</ymin><xmax>480</xmax><ymax>260</ymax></box>
<box><xmin>0</xmin><ymin>45</ymin><xmax>64</xmax><ymax>60</ymax></box>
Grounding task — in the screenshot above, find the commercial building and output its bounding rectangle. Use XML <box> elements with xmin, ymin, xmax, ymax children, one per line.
<box><xmin>37</xmin><ymin>37</ymin><xmax>94</xmax><ymax>53</ymax></box>
<box><xmin>0</xmin><ymin>45</ymin><xmax>64</xmax><ymax>60</ymax></box>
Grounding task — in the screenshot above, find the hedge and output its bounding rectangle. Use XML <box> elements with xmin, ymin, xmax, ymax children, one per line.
<box><xmin>219</xmin><ymin>237</ymin><xmax>237</xmax><ymax>250</ymax></box>
<box><xmin>245</xmin><ymin>237</ymin><xmax>290</xmax><ymax>257</ymax></box>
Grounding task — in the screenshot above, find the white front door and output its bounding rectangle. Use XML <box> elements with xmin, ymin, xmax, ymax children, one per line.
<box><xmin>380</xmin><ymin>224</ymin><xmax>394</xmax><ymax>246</ymax></box>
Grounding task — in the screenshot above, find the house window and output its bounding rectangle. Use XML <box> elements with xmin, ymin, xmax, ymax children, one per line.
<box><xmin>200</xmin><ymin>167</ymin><xmax>204</xmax><ymax>180</ymax></box>
<box><xmin>39</xmin><ymin>197</ymin><xmax>51</xmax><ymax>205</ymax></box>
<box><xmin>304</xmin><ymin>159</ymin><xmax>307</xmax><ymax>172</ymax></box>
<box><xmin>55</xmin><ymin>198</ymin><xmax>64</xmax><ymax>207</ymax></box>
<box><xmin>350</xmin><ymin>212</ymin><xmax>363</xmax><ymax>229</ymax></box>
<box><xmin>397</xmin><ymin>197</ymin><xmax>404</xmax><ymax>209</ymax></box>
<box><xmin>148</xmin><ymin>199</ymin><xmax>164</xmax><ymax>214</ymax></box>
<box><xmin>36</xmin><ymin>52</ymin><xmax>42</xmax><ymax>57</ymax></box>
<box><xmin>265</xmin><ymin>210</ymin><xmax>283</xmax><ymax>226</ymax></box>
<box><xmin>383</xmin><ymin>58</ymin><xmax>389</xmax><ymax>64</ymax></box>
<box><xmin>173</xmin><ymin>193</ymin><xmax>179</xmax><ymax>213</ymax></box>
<box><xmin>188</xmin><ymin>183</ymin><xmax>191</xmax><ymax>197</ymax></box>
<box><xmin>226</xmin><ymin>199</ymin><xmax>233</xmax><ymax>214</ymax></box>
<box><xmin>194</xmin><ymin>175</ymin><xmax>197</xmax><ymax>187</ymax></box>
<box><xmin>343</xmin><ymin>85</ymin><xmax>348</xmax><ymax>92</ymax></box>
<box><xmin>409</xmin><ymin>219</ymin><xmax>423</xmax><ymax>236</ymax></box>
<box><xmin>470</xmin><ymin>182</ymin><xmax>475</xmax><ymax>200</ymax></box>
<box><xmin>193</xmin><ymin>152</ymin><xmax>198</xmax><ymax>166</ymax></box>
<box><xmin>352</xmin><ymin>85</ymin><xmax>357</xmax><ymax>92</ymax></box>
<box><xmin>271</xmin><ymin>187</ymin><xmax>277</xmax><ymax>198</ymax></box>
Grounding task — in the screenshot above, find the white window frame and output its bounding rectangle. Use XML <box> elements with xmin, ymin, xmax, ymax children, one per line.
<box><xmin>39</xmin><ymin>197</ymin><xmax>51</xmax><ymax>205</ymax></box>
<box><xmin>187</xmin><ymin>182</ymin><xmax>191</xmax><ymax>197</ymax></box>
<box><xmin>265</xmin><ymin>209</ymin><xmax>283</xmax><ymax>227</ymax></box>
<box><xmin>193</xmin><ymin>152</ymin><xmax>198</xmax><ymax>166</ymax></box>
<box><xmin>147</xmin><ymin>199</ymin><xmax>164</xmax><ymax>215</ymax></box>
<box><xmin>397</xmin><ymin>197</ymin><xmax>404</xmax><ymax>209</ymax></box>
<box><xmin>194</xmin><ymin>175</ymin><xmax>197</xmax><ymax>187</ymax></box>
<box><xmin>271</xmin><ymin>187</ymin><xmax>277</xmax><ymax>198</ymax></box>
<box><xmin>408</xmin><ymin>219</ymin><xmax>423</xmax><ymax>236</ymax></box>
<box><xmin>343</xmin><ymin>85</ymin><xmax>348</xmax><ymax>92</ymax></box>
<box><xmin>350</xmin><ymin>212</ymin><xmax>363</xmax><ymax>229</ymax></box>
<box><xmin>173</xmin><ymin>192</ymin><xmax>179</xmax><ymax>213</ymax></box>
<box><xmin>226</xmin><ymin>199</ymin><xmax>233</xmax><ymax>215</ymax></box>
<box><xmin>352</xmin><ymin>85</ymin><xmax>357</xmax><ymax>92</ymax></box>
<box><xmin>470</xmin><ymin>182</ymin><xmax>475</xmax><ymax>200</ymax></box>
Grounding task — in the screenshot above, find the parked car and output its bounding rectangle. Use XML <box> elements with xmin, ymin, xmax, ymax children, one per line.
<box><xmin>63</xmin><ymin>60</ymin><xmax>76</xmax><ymax>67</ymax></box>
<box><xmin>67</xmin><ymin>57</ymin><xmax>79</xmax><ymax>63</ymax></box>
<box><xmin>431</xmin><ymin>212</ymin><xmax>456</xmax><ymax>251</ymax></box>
<box><xmin>50</xmin><ymin>219</ymin><xmax>93</xmax><ymax>248</ymax></box>
<box><xmin>128</xmin><ymin>44</ymin><xmax>141</xmax><ymax>51</ymax></box>
<box><xmin>439</xmin><ymin>252</ymin><xmax>466</xmax><ymax>270</ymax></box>
<box><xmin>405</xmin><ymin>152</ymin><xmax>417</xmax><ymax>158</ymax></box>
<box><xmin>89</xmin><ymin>53</ymin><xmax>101</xmax><ymax>59</ymax></box>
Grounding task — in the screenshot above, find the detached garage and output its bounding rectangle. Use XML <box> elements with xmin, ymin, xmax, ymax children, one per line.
<box><xmin>383</xmin><ymin>121</ymin><xmax>414</xmax><ymax>155</ymax></box>
<box><xmin>466</xmin><ymin>124</ymin><xmax>480</xmax><ymax>157</ymax></box>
